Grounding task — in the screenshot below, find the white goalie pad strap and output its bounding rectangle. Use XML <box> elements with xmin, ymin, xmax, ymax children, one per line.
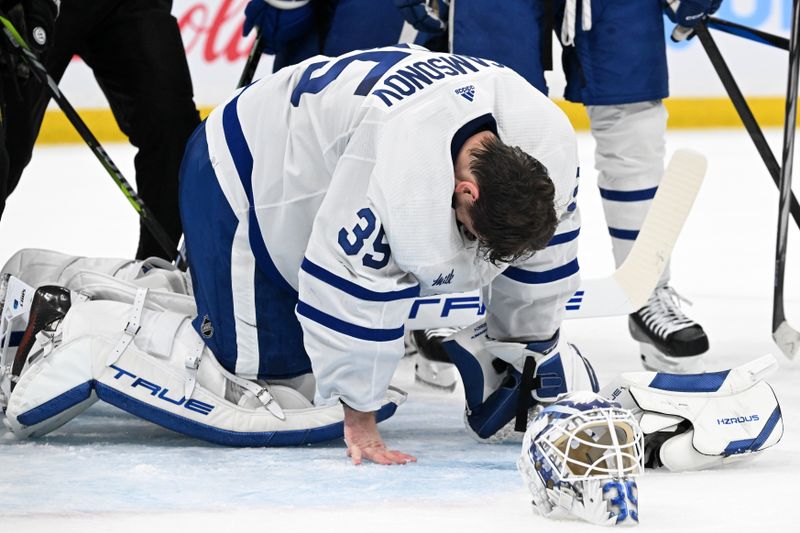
<box><xmin>184</xmin><ymin>335</ymin><xmax>205</xmax><ymax>399</ymax></box>
<box><xmin>6</xmin><ymin>299</ymin><xmax>406</xmax><ymax>445</ymax></box>
<box><xmin>603</xmin><ymin>355</ymin><xmax>784</xmax><ymax>470</ymax></box>
<box><xmin>106</xmin><ymin>287</ymin><xmax>148</xmax><ymax>366</ymax></box>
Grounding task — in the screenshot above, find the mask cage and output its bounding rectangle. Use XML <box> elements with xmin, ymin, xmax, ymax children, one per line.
<box><xmin>536</xmin><ymin>406</ymin><xmax>644</xmax><ymax>482</ymax></box>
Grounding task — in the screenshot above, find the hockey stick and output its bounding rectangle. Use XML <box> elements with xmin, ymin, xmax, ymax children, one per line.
<box><xmin>694</xmin><ymin>22</ymin><xmax>800</xmax><ymax>231</ymax></box>
<box><xmin>404</xmin><ymin>149</ymin><xmax>707</xmax><ymax>329</ymax></box>
<box><xmin>771</xmin><ymin>0</ymin><xmax>800</xmax><ymax>360</ymax></box>
<box><xmin>707</xmin><ymin>16</ymin><xmax>789</xmax><ymax>51</ymax></box>
<box><xmin>238</xmin><ymin>32</ymin><xmax>265</xmax><ymax>88</ymax></box>
<box><xmin>0</xmin><ymin>15</ymin><xmax>183</xmax><ymax>263</ymax></box>
<box><xmin>563</xmin><ymin>149</ymin><xmax>706</xmax><ymax>319</ymax></box>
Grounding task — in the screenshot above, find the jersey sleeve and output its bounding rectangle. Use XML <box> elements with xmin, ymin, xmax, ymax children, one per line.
<box><xmin>295</xmin><ymin>153</ymin><xmax>420</xmax><ymax>413</ymax></box>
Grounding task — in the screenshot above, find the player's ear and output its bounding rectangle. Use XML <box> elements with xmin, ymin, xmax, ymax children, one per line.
<box><xmin>454</xmin><ymin>180</ymin><xmax>480</xmax><ymax>202</ymax></box>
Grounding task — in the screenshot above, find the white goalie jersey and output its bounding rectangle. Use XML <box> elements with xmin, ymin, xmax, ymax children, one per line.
<box><xmin>203</xmin><ymin>45</ymin><xmax>580</xmax><ymax>412</ymax></box>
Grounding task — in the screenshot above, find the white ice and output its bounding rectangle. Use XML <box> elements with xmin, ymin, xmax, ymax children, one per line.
<box><xmin>0</xmin><ymin>130</ymin><xmax>798</xmax><ymax>533</ymax></box>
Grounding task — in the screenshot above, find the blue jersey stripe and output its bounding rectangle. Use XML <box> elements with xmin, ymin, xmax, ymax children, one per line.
<box><xmin>301</xmin><ymin>258</ymin><xmax>420</xmax><ymax>301</ymax></box>
<box><xmin>599</xmin><ymin>186</ymin><xmax>658</xmax><ymax>202</ymax></box>
<box><xmin>296</xmin><ymin>301</ymin><xmax>404</xmax><ymax>342</ymax></box>
<box><xmin>222</xmin><ymin>91</ymin><xmax>295</xmax><ymax>295</ymax></box>
<box><xmin>222</xmin><ymin>91</ymin><xmax>254</xmax><ymax>202</ymax></box>
<box><xmin>608</xmin><ymin>227</ymin><xmax>640</xmax><ymax>240</ymax></box>
<box><xmin>502</xmin><ymin>258</ymin><xmax>579</xmax><ymax>284</ymax></box>
<box><xmin>548</xmin><ymin>228</ymin><xmax>580</xmax><ymax>247</ymax></box>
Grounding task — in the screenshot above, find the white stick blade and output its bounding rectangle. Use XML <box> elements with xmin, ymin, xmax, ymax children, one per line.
<box><xmin>773</xmin><ymin>321</ymin><xmax>800</xmax><ymax>360</ymax></box>
<box><xmin>613</xmin><ymin>148</ymin><xmax>707</xmax><ymax>310</ymax></box>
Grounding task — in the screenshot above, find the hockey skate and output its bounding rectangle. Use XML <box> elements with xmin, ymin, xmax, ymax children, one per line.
<box><xmin>410</xmin><ymin>328</ymin><xmax>460</xmax><ymax>392</ymax></box>
<box><xmin>0</xmin><ymin>273</ymin><xmax>73</xmax><ymax>409</ymax></box>
<box><xmin>629</xmin><ymin>284</ymin><xmax>708</xmax><ymax>373</ymax></box>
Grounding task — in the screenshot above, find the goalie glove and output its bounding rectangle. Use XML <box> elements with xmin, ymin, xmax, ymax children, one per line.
<box><xmin>602</xmin><ymin>354</ymin><xmax>784</xmax><ymax>471</ymax></box>
<box><xmin>394</xmin><ymin>0</ymin><xmax>448</xmax><ymax>35</ymax></box>
<box><xmin>441</xmin><ymin>320</ymin><xmax>599</xmax><ymax>442</ymax></box>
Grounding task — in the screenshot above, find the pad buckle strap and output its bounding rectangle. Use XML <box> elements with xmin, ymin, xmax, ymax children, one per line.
<box><xmin>255</xmin><ymin>387</ymin><xmax>285</xmax><ymax>420</ymax></box>
<box><xmin>227</xmin><ymin>373</ymin><xmax>286</xmax><ymax>420</ymax></box>
<box><xmin>107</xmin><ymin>287</ymin><xmax>148</xmax><ymax>366</ymax></box>
<box><xmin>515</xmin><ymin>355</ymin><xmax>538</xmax><ymax>432</ymax></box>
<box><xmin>184</xmin><ymin>336</ymin><xmax>205</xmax><ymax>399</ymax></box>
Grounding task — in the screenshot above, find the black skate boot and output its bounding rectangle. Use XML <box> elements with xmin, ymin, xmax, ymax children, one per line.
<box><xmin>629</xmin><ymin>285</ymin><xmax>708</xmax><ymax>374</ymax></box>
<box><xmin>10</xmin><ymin>285</ymin><xmax>72</xmax><ymax>390</ymax></box>
<box><xmin>411</xmin><ymin>328</ymin><xmax>459</xmax><ymax>391</ymax></box>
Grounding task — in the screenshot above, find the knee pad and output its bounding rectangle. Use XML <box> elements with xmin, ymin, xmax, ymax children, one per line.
<box><xmin>602</xmin><ymin>355</ymin><xmax>783</xmax><ymax>471</ymax></box>
<box><xmin>441</xmin><ymin>320</ymin><xmax>599</xmax><ymax>441</ymax></box>
<box><xmin>4</xmin><ymin>285</ymin><xmax>405</xmax><ymax>445</ymax></box>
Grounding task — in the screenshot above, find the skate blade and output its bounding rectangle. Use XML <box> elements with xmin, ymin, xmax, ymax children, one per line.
<box><xmin>640</xmin><ymin>344</ymin><xmax>704</xmax><ymax>374</ymax></box>
<box><xmin>414</xmin><ymin>373</ymin><xmax>457</xmax><ymax>392</ymax></box>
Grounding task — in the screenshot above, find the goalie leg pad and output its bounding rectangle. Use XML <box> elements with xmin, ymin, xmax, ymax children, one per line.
<box><xmin>442</xmin><ymin>320</ymin><xmax>599</xmax><ymax>441</ymax></box>
<box><xmin>1</xmin><ymin>248</ymin><xmax>190</xmax><ymax>295</ymax></box>
<box><xmin>602</xmin><ymin>355</ymin><xmax>783</xmax><ymax>471</ymax></box>
<box><xmin>5</xmin><ymin>298</ymin><xmax>405</xmax><ymax>445</ymax></box>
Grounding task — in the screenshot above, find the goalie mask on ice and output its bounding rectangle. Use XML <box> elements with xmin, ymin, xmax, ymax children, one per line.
<box><xmin>517</xmin><ymin>392</ymin><xmax>644</xmax><ymax>526</ymax></box>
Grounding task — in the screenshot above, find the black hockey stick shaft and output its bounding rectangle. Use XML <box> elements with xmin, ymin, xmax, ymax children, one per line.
<box><xmin>772</xmin><ymin>0</ymin><xmax>800</xmax><ymax>337</ymax></box>
<box><xmin>707</xmin><ymin>16</ymin><xmax>789</xmax><ymax>51</ymax></box>
<box><xmin>695</xmin><ymin>22</ymin><xmax>800</xmax><ymax>230</ymax></box>
<box><xmin>0</xmin><ymin>16</ymin><xmax>182</xmax><ymax>262</ymax></box>
<box><xmin>238</xmin><ymin>32</ymin><xmax>264</xmax><ymax>88</ymax></box>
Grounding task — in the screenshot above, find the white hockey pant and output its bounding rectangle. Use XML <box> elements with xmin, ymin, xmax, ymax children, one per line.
<box><xmin>602</xmin><ymin>355</ymin><xmax>783</xmax><ymax>471</ymax></box>
<box><xmin>4</xmin><ymin>275</ymin><xmax>404</xmax><ymax>446</ymax></box>
<box><xmin>587</xmin><ymin>100</ymin><xmax>670</xmax><ymax>284</ymax></box>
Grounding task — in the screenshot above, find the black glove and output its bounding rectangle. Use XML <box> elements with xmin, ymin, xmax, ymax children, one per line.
<box><xmin>15</xmin><ymin>0</ymin><xmax>59</xmax><ymax>52</ymax></box>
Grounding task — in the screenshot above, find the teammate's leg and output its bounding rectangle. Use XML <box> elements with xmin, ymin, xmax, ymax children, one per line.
<box><xmin>80</xmin><ymin>0</ymin><xmax>200</xmax><ymax>260</ymax></box>
<box><xmin>563</xmin><ymin>0</ymin><xmax>708</xmax><ymax>372</ymax></box>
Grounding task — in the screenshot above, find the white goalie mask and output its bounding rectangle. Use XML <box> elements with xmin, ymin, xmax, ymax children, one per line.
<box><xmin>517</xmin><ymin>392</ymin><xmax>645</xmax><ymax>526</ymax></box>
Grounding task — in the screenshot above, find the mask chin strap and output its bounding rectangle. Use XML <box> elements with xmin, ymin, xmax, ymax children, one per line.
<box><xmin>516</xmin><ymin>356</ymin><xmax>539</xmax><ymax>432</ymax></box>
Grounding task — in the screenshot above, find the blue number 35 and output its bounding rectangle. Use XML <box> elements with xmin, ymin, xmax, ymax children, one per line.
<box><xmin>338</xmin><ymin>208</ymin><xmax>391</xmax><ymax>269</ymax></box>
<box><xmin>603</xmin><ymin>480</ymin><xmax>639</xmax><ymax>524</ymax></box>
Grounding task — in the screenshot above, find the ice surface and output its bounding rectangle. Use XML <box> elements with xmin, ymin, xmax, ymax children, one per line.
<box><xmin>0</xmin><ymin>130</ymin><xmax>798</xmax><ymax>532</ymax></box>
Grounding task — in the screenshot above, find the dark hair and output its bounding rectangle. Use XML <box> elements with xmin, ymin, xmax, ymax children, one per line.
<box><xmin>468</xmin><ymin>136</ymin><xmax>558</xmax><ymax>265</ymax></box>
